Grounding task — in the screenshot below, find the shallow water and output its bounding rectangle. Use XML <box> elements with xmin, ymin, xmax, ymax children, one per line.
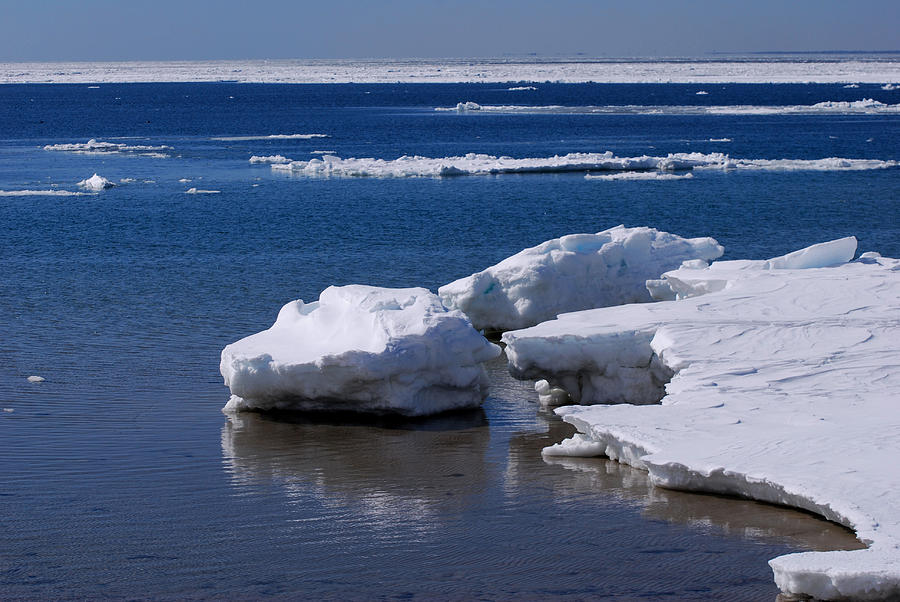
<box><xmin>0</xmin><ymin>82</ymin><xmax>893</xmax><ymax>599</ymax></box>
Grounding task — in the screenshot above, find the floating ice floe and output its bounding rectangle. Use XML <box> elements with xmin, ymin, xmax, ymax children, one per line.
<box><xmin>185</xmin><ymin>187</ymin><xmax>220</xmax><ymax>194</ymax></box>
<box><xmin>883</xmin><ymin>83</ymin><xmax>899</xmax><ymax>90</ymax></box>
<box><xmin>508</xmin><ymin>86</ymin><xmax>537</xmax><ymax>91</ymax></box>
<box><xmin>0</xmin><ymin>189</ymin><xmax>90</xmax><ymax>196</ymax></box>
<box><xmin>27</xmin><ymin>375</ymin><xmax>45</xmax><ymax>383</ymax></box>
<box><xmin>249</xmin><ymin>154</ymin><xmax>292</xmax><ymax>164</ymax></box>
<box><xmin>708</xmin><ymin>138</ymin><xmax>732</xmax><ymax>142</ymax></box>
<box><xmin>438</xmin><ymin>225</ymin><xmax>723</xmax><ymax>333</ymax></box>
<box><xmin>584</xmin><ymin>171</ymin><xmax>694</xmax><ymax>181</ymax></box>
<box><xmin>270</xmin><ymin>151</ymin><xmax>898</xmax><ymax>179</ymax></box>
<box><xmin>503</xmin><ymin>237</ymin><xmax>900</xmax><ymax>600</ymax></box>
<box><xmin>696</xmin><ymin>90</ymin><xmax>709</xmax><ymax>95</ymax></box>
<box><xmin>220</xmin><ymin>285</ymin><xmax>500</xmax><ymax>416</ymax></box>
<box><xmin>433</xmin><ymin>99</ymin><xmax>900</xmax><ymax>115</ymax></box>
<box><xmin>44</xmin><ymin>138</ymin><xmax>171</xmax><ymax>156</ymax></box>
<box><xmin>77</xmin><ymin>174</ymin><xmax>116</xmax><ymax>190</ymax></box>
<box><xmin>211</xmin><ymin>133</ymin><xmax>328</xmax><ymax>141</ymax></box>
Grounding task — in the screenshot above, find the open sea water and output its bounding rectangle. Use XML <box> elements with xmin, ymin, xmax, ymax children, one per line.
<box><xmin>1</xmin><ymin>82</ymin><xmax>897</xmax><ymax>600</ymax></box>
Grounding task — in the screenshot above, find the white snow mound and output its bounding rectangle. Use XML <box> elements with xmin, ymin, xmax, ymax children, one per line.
<box><xmin>77</xmin><ymin>174</ymin><xmax>116</xmax><ymax>190</ymax></box>
<box><xmin>439</xmin><ymin>225</ymin><xmax>723</xmax><ymax>332</ymax></box>
<box><xmin>503</xmin><ymin>237</ymin><xmax>900</xmax><ymax>600</ymax></box>
<box><xmin>220</xmin><ymin>285</ymin><xmax>501</xmax><ymax>416</ymax></box>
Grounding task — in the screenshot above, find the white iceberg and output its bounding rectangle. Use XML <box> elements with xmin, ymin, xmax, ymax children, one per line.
<box><xmin>270</xmin><ymin>151</ymin><xmax>898</xmax><ymax>178</ymax></box>
<box><xmin>77</xmin><ymin>174</ymin><xmax>116</xmax><ymax>190</ymax></box>
<box><xmin>438</xmin><ymin>225</ymin><xmax>723</xmax><ymax>333</ymax></box>
<box><xmin>220</xmin><ymin>285</ymin><xmax>500</xmax><ymax>416</ymax></box>
<box><xmin>503</xmin><ymin>237</ymin><xmax>900</xmax><ymax>600</ymax></box>
<box><xmin>184</xmin><ymin>187</ymin><xmax>220</xmax><ymax>194</ymax></box>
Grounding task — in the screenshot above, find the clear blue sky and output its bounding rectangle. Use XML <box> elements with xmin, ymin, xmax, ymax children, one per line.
<box><xmin>1</xmin><ymin>0</ymin><xmax>898</xmax><ymax>61</ymax></box>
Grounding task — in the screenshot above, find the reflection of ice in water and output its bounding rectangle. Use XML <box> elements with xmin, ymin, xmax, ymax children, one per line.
<box><xmin>221</xmin><ymin>409</ymin><xmax>490</xmax><ymax>533</ymax></box>
<box><xmin>539</xmin><ymin>455</ymin><xmax>864</xmax><ymax>554</ymax></box>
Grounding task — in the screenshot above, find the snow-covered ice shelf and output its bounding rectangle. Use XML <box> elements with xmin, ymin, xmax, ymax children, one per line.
<box><xmin>3</xmin><ymin>57</ymin><xmax>900</xmax><ymax>84</ymax></box>
<box><xmin>503</xmin><ymin>238</ymin><xmax>900</xmax><ymax>600</ymax></box>
<box><xmin>439</xmin><ymin>225</ymin><xmax>723</xmax><ymax>332</ymax></box>
<box><xmin>220</xmin><ymin>285</ymin><xmax>500</xmax><ymax>416</ymax></box>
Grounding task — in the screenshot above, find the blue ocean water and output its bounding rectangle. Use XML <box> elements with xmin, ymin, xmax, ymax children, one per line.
<box><xmin>0</xmin><ymin>82</ymin><xmax>894</xmax><ymax>599</ymax></box>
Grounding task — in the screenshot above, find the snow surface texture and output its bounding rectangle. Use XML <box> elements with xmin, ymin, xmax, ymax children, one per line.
<box><xmin>270</xmin><ymin>152</ymin><xmax>898</xmax><ymax>178</ymax></box>
<box><xmin>435</xmin><ymin>99</ymin><xmax>900</xmax><ymax>115</ymax></box>
<box><xmin>220</xmin><ymin>285</ymin><xmax>500</xmax><ymax>416</ymax></box>
<box><xmin>77</xmin><ymin>174</ymin><xmax>115</xmax><ymax>191</ymax></box>
<box><xmin>2</xmin><ymin>57</ymin><xmax>899</xmax><ymax>84</ymax></box>
<box><xmin>503</xmin><ymin>237</ymin><xmax>900</xmax><ymax>600</ymax></box>
<box><xmin>44</xmin><ymin>139</ymin><xmax>171</xmax><ymax>157</ymax></box>
<box><xmin>438</xmin><ymin>225</ymin><xmax>723</xmax><ymax>333</ymax></box>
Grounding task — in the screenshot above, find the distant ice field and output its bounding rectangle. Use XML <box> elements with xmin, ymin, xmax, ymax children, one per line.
<box><xmin>2</xmin><ymin>55</ymin><xmax>900</xmax><ymax>83</ymax></box>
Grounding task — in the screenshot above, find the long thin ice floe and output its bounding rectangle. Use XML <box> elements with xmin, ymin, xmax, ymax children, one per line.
<box><xmin>439</xmin><ymin>225</ymin><xmax>723</xmax><ymax>332</ymax></box>
<box><xmin>249</xmin><ymin>155</ymin><xmax>292</xmax><ymax>164</ymax></box>
<box><xmin>270</xmin><ymin>152</ymin><xmax>898</xmax><ymax>178</ymax></box>
<box><xmin>212</xmin><ymin>134</ymin><xmax>328</xmax><ymax>141</ymax></box>
<box><xmin>585</xmin><ymin>171</ymin><xmax>694</xmax><ymax>181</ymax></box>
<box><xmin>435</xmin><ymin>99</ymin><xmax>900</xmax><ymax>115</ymax></box>
<box><xmin>44</xmin><ymin>138</ymin><xmax>171</xmax><ymax>156</ymax></box>
<box><xmin>0</xmin><ymin>189</ymin><xmax>91</xmax><ymax>196</ymax></box>
<box><xmin>503</xmin><ymin>238</ymin><xmax>900</xmax><ymax>600</ymax></box>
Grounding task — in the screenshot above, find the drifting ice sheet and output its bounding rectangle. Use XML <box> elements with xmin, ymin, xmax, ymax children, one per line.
<box><xmin>439</xmin><ymin>225</ymin><xmax>723</xmax><ymax>332</ymax></box>
<box><xmin>221</xmin><ymin>285</ymin><xmax>500</xmax><ymax>416</ymax></box>
<box><xmin>271</xmin><ymin>152</ymin><xmax>898</xmax><ymax>178</ymax></box>
<box><xmin>503</xmin><ymin>238</ymin><xmax>900</xmax><ymax>600</ymax></box>
<box><xmin>249</xmin><ymin>155</ymin><xmax>292</xmax><ymax>164</ymax></box>
<box><xmin>434</xmin><ymin>99</ymin><xmax>900</xmax><ymax>115</ymax></box>
<box><xmin>584</xmin><ymin>171</ymin><xmax>694</xmax><ymax>181</ymax></box>
<box><xmin>44</xmin><ymin>139</ymin><xmax>171</xmax><ymax>156</ymax></box>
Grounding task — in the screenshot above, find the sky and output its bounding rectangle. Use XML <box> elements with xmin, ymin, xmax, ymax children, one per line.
<box><xmin>1</xmin><ymin>0</ymin><xmax>898</xmax><ymax>61</ymax></box>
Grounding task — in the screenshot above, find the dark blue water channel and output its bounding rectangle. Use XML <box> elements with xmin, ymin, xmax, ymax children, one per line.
<box><xmin>0</xmin><ymin>82</ymin><xmax>894</xmax><ymax>599</ymax></box>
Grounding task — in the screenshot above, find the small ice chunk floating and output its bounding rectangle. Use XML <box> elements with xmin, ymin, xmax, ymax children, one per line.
<box><xmin>503</xmin><ymin>237</ymin><xmax>900</xmax><ymax>600</ymax></box>
<box><xmin>439</xmin><ymin>225</ymin><xmax>723</xmax><ymax>332</ymax></box>
<box><xmin>220</xmin><ymin>285</ymin><xmax>500</xmax><ymax>416</ymax></box>
<box><xmin>77</xmin><ymin>173</ymin><xmax>116</xmax><ymax>190</ymax></box>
